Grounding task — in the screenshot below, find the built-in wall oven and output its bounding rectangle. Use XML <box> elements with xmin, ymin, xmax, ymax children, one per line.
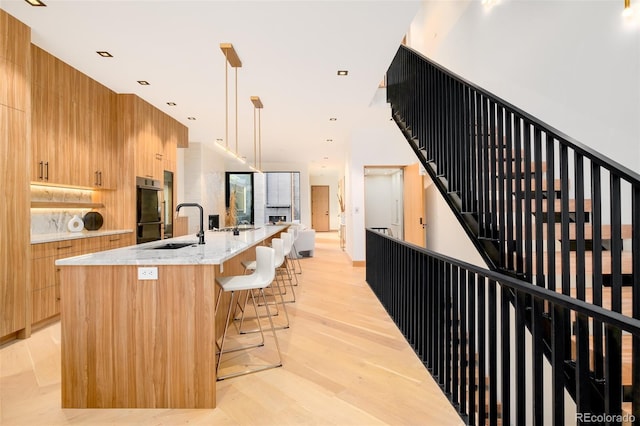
<box><xmin>136</xmin><ymin>177</ymin><xmax>162</xmax><ymax>244</ymax></box>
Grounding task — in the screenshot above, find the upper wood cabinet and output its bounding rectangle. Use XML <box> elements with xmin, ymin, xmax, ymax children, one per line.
<box><xmin>118</xmin><ymin>94</ymin><xmax>185</xmax><ymax>181</ymax></box>
<box><xmin>30</xmin><ymin>46</ymin><xmax>117</xmax><ymax>189</ymax></box>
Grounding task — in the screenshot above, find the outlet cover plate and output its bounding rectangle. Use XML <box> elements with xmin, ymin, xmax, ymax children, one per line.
<box><xmin>138</xmin><ymin>267</ymin><xmax>158</xmax><ymax>280</ymax></box>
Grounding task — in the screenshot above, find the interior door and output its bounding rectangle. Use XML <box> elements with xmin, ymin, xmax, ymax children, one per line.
<box><xmin>403</xmin><ymin>163</ymin><xmax>426</xmax><ymax>247</ymax></box>
<box><xmin>311</xmin><ymin>185</ymin><xmax>330</xmax><ymax>232</ymax></box>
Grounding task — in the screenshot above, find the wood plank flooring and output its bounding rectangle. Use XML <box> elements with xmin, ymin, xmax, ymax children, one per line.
<box><xmin>0</xmin><ymin>232</ymin><xmax>463</xmax><ymax>425</ymax></box>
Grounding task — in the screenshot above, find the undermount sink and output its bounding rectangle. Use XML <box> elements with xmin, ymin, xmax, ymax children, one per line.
<box><xmin>150</xmin><ymin>242</ymin><xmax>197</xmax><ymax>250</ymax></box>
<box><xmin>214</xmin><ymin>226</ymin><xmax>260</xmax><ymax>232</ymax></box>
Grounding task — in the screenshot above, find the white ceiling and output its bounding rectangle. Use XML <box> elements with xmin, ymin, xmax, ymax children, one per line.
<box><xmin>2</xmin><ymin>0</ymin><xmax>421</xmax><ymax>176</ymax></box>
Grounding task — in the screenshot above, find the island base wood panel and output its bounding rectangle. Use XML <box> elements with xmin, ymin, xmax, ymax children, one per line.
<box><xmin>60</xmin><ymin>265</ymin><xmax>217</xmax><ymax>408</ymax></box>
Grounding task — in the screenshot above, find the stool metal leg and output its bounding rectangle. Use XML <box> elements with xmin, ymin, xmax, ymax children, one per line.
<box><xmin>217</xmin><ymin>288</ymin><xmax>282</xmax><ymax>381</ymax></box>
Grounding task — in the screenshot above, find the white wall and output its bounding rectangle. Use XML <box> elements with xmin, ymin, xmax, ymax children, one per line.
<box><xmin>364</xmin><ymin>170</ymin><xmax>404</xmax><ymax>238</ymax></box>
<box><xmin>424</xmin><ymin>173</ymin><xmax>487</xmax><ymax>268</ymax></box>
<box><xmin>179</xmin><ymin>142</ymin><xmax>226</xmax><ymax>234</ymax></box>
<box><xmin>408</xmin><ymin>0</ymin><xmax>640</xmax><ymax>172</ymax></box>
<box><xmin>310</xmin><ymin>172</ymin><xmax>341</xmax><ymax>230</ymax></box>
<box><xmin>346</xmin><ymin>101</ymin><xmax>419</xmax><ymax>262</ymax></box>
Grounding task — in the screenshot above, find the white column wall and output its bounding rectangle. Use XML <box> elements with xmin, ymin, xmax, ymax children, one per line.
<box><xmin>346</xmin><ymin>108</ymin><xmax>418</xmax><ymax>262</ymax></box>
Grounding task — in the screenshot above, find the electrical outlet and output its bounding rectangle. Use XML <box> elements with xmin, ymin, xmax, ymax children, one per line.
<box><xmin>138</xmin><ymin>267</ymin><xmax>158</xmax><ymax>280</ymax></box>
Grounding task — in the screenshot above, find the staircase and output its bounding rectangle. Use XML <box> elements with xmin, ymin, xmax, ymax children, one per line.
<box><xmin>385</xmin><ymin>45</ymin><xmax>640</xmax><ymax>424</ymax></box>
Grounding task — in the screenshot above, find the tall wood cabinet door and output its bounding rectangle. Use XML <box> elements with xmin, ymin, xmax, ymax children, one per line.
<box><xmin>0</xmin><ymin>105</ymin><xmax>28</xmax><ymax>337</ymax></box>
<box><xmin>94</xmin><ymin>90</ymin><xmax>117</xmax><ymax>189</ymax></box>
<box><xmin>73</xmin><ymin>72</ymin><xmax>96</xmax><ymax>188</ymax></box>
<box><xmin>50</xmin><ymin>95</ymin><xmax>77</xmax><ymax>186</ymax></box>
<box><xmin>163</xmin><ymin>118</ymin><xmax>178</xmax><ymax>173</ymax></box>
<box><xmin>31</xmin><ymin>83</ymin><xmax>49</xmax><ymax>182</ymax></box>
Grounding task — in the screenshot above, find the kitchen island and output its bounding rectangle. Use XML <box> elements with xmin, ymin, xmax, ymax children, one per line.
<box><xmin>56</xmin><ymin>225</ymin><xmax>287</xmax><ymax>409</ymax></box>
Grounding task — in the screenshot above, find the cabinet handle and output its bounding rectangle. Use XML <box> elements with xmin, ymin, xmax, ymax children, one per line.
<box><xmin>99</xmin><ymin>171</ymin><xmax>103</xmax><ymax>186</ymax></box>
<box><xmin>38</xmin><ymin>161</ymin><xmax>44</xmax><ymax>180</ymax></box>
<box><xmin>57</xmin><ymin>245</ymin><xmax>73</xmax><ymax>250</ymax></box>
<box><xmin>44</xmin><ymin>161</ymin><xmax>49</xmax><ymax>181</ymax></box>
<box><xmin>95</xmin><ymin>171</ymin><xmax>99</xmax><ymax>186</ymax></box>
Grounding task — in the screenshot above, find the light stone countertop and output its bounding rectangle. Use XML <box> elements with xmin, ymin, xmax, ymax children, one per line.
<box><xmin>55</xmin><ymin>225</ymin><xmax>287</xmax><ymax>266</ymax></box>
<box><xmin>31</xmin><ymin>229</ymin><xmax>134</xmax><ymax>244</ymax></box>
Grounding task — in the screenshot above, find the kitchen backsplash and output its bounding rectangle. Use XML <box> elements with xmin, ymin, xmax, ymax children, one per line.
<box><xmin>31</xmin><ymin>186</ymin><xmax>95</xmax><ymax>235</ymax></box>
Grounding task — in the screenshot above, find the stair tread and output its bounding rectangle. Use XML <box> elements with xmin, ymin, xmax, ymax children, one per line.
<box><xmin>522</xmin><ymin>250</ymin><xmax>633</xmax><ymax>275</ymax></box>
<box><xmin>513</xmin><ymin>198</ymin><xmax>593</xmax><ymax>213</ymax></box>
<box><xmin>569</xmin><ymin>333</ymin><xmax>633</xmax><ymax>386</ymax></box>
<box><xmin>514</xmin><ymin>178</ymin><xmax>562</xmax><ymax>192</ymax></box>
<box><xmin>532</xmin><ymin>223</ymin><xmax>633</xmax><ymax>240</ymax></box>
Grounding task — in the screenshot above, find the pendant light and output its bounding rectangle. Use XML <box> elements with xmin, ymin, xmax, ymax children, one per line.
<box><xmin>250</xmin><ymin>96</ymin><xmax>263</xmax><ymax>173</ymax></box>
<box><xmin>218</xmin><ymin>43</ymin><xmax>246</xmax><ymax>164</ymax></box>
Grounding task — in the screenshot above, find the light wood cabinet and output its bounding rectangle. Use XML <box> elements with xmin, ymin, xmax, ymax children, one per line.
<box><xmin>31</xmin><ymin>46</ymin><xmax>117</xmax><ymax>189</ymax></box>
<box><xmin>119</xmin><ymin>94</ymin><xmax>183</xmax><ymax>182</ymax></box>
<box><xmin>30</xmin><ymin>238</ymin><xmax>82</xmax><ymax>324</ymax></box>
<box><xmin>29</xmin><ymin>233</ymin><xmax>134</xmax><ymax>326</ymax></box>
<box><xmin>0</xmin><ymin>11</ymin><xmax>30</xmax><ymax>340</ymax></box>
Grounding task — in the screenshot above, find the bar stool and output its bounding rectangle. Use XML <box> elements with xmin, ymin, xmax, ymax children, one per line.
<box><xmin>287</xmin><ymin>227</ymin><xmax>303</xmax><ymax>276</ymax></box>
<box><xmin>239</xmin><ymin>238</ymin><xmax>290</xmax><ymax>329</ymax></box>
<box><xmin>281</xmin><ymin>232</ymin><xmax>299</xmax><ymax>289</ymax></box>
<box><xmin>215</xmin><ymin>246</ymin><xmax>283</xmax><ymax>380</ymax></box>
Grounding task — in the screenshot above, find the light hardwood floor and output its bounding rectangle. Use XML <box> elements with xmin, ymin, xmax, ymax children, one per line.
<box><xmin>0</xmin><ymin>232</ymin><xmax>463</xmax><ymax>426</ymax></box>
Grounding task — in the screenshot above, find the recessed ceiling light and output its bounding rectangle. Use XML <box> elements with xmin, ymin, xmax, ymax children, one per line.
<box><xmin>24</xmin><ymin>0</ymin><xmax>46</xmax><ymax>6</ymax></box>
<box><xmin>337</xmin><ymin>70</ymin><xmax>348</xmax><ymax>76</ymax></box>
<box><xmin>137</xmin><ymin>80</ymin><xmax>150</xmax><ymax>86</ymax></box>
<box><xmin>167</xmin><ymin>102</ymin><xmax>177</xmax><ymax>106</ymax></box>
<box><xmin>329</xmin><ymin>117</ymin><xmax>337</xmax><ymax>121</ymax></box>
<box><xmin>96</xmin><ymin>51</ymin><xmax>112</xmax><ymax>58</ymax></box>
<box><xmin>187</xmin><ymin>117</ymin><xmax>196</xmax><ymax>121</ymax></box>
<box><xmin>326</xmin><ymin>139</ymin><xmax>333</xmax><ymax>142</ymax></box>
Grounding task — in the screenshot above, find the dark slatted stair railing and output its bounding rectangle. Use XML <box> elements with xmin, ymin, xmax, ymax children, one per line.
<box><xmin>376</xmin><ymin>44</ymin><xmax>640</xmax><ymax>425</ymax></box>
